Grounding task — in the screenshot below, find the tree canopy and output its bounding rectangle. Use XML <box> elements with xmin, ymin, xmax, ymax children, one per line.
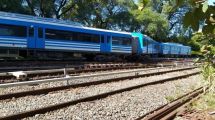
<box><xmin>0</xmin><ymin>0</ymin><xmax>214</xmax><ymax>44</ymax></box>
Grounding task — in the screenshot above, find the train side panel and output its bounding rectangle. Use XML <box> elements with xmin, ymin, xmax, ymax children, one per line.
<box><xmin>0</xmin><ymin>19</ymin><xmax>28</xmax><ymax>49</ymax></box>
<box><xmin>0</xmin><ymin>12</ymin><xmax>133</xmax><ymax>56</ymax></box>
<box><xmin>160</xmin><ymin>43</ymin><xmax>171</xmax><ymax>55</ymax></box>
<box><xmin>111</xmin><ymin>36</ymin><xmax>132</xmax><ymax>54</ymax></box>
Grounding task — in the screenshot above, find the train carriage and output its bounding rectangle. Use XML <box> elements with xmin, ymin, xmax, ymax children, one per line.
<box><xmin>131</xmin><ymin>33</ymin><xmax>159</xmax><ymax>56</ymax></box>
<box><xmin>0</xmin><ymin>11</ymin><xmax>133</xmax><ymax>59</ymax></box>
<box><xmin>159</xmin><ymin>43</ymin><xmax>191</xmax><ymax>57</ymax></box>
<box><xmin>142</xmin><ymin>35</ymin><xmax>160</xmax><ymax>55</ymax></box>
<box><xmin>180</xmin><ymin>45</ymin><xmax>191</xmax><ymax>55</ymax></box>
<box><xmin>159</xmin><ymin>43</ymin><xmax>171</xmax><ymax>55</ymax></box>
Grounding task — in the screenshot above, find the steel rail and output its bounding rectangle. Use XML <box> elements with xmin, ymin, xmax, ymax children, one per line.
<box><xmin>0</xmin><ymin>71</ymin><xmax>200</xmax><ymax>120</ymax></box>
<box><xmin>0</xmin><ymin>65</ymin><xmax>143</xmax><ymax>78</ymax></box>
<box><xmin>0</xmin><ymin>67</ymin><xmax>198</xmax><ymax>100</ymax></box>
<box><xmin>0</xmin><ymin>61</ymin><xmax>192</xmax><ymax>79</ymax></box>
<box><xmin>136</xmin><ymin>87</ymin><xmax>206</xmax><ymax>120</ymax></box>
<box><xmin>0</xmin><ymin>65</ymin><xmax>152</xmax><ymax>84</ymax></box>
<box><xmin>0</xmin><ymin>66</ymin><xmax>196</xmax><ymax>88</ymax></box>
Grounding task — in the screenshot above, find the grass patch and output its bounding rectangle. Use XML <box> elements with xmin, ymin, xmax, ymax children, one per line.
<box><xmin>165</xmin><ymin>95</ymin><xmax>175</xmax><ymax>102</ymax></box>
<box><xmin>165</xmin><ymin>88</ymin><xmax>182</xmax><ymax>102</ymax></box>
<box><xmin>191</xmin><ymin>93</ymin><xmax>215</xmax><ymax>111</ymax></box>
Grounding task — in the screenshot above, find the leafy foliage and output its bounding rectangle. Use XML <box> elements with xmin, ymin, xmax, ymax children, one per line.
<box><xmin>170</xmin><ymin>0</ymin><xmax>215</xmax><ymax>91</ymax></box>
<box><xmin>0</xmin><ymin>0</ymin><xmax>28</xmax><ymax>14</ymax></box>
<box><xmin>0</xmin><ymin>0</ymin><xmax>171</xmax><ymax>41</ymax></box>
<box><xmin>189</xmin><ymin>33</ymin><xmax>203</xmax><ymax>52</ymax></box>
<box><xmin>178</xmin><ymin>0</ymin><xmax>215</xmax><ymax>34</ymax></box>
<box><xmin>0</xmin><ymin>0</ymin><xmax>213</xmax><ymax>44</ymax></box>
<box><xmin>62</xmin><ymin>0</ymin><xmax>136</xmax><ymax>30</ymax></box>
<box><xmin>194</xmin><ymin>33</ymin><xmax>215</xmax><ymax>92</ymax></box>
<box><xmin>131</xmin><ymin>7</ymin><xmax>169</xmax><ymax>41</ymax></box>
<box><xmin>25</xmin><ymin>0</ymin><xmax>73</xmax><ymax>18</ymax></box>
<box><xmin>200</xmin><ymin>44</ymin><xmax>215</xmax><ymax>92</ymax></box>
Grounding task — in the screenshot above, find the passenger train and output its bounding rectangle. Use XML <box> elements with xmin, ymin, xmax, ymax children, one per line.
<box><xmin>0</xmin><ymin>12</ymin><xmax>191</xmax><ymax>61</ymax></box>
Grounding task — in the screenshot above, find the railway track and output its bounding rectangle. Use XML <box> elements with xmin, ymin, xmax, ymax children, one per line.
<box><xmin>0</xmin><ymin>61</ymin><xmax>194</xmax><ymax>84</ymax></box>
<box><xmin>0</xmin><ymin>58</ymin><xmax>192</xmax><ymax>67</ymax></box>
<box><xmin>137</xmin><ymin>86</ymin><xmax>207</xmax><ymax>120</ymax></box>
<box><xmin>0</xmin><ymin>67</ymin><xmax>199</xmax><ymax>120</ymax></box>
<box><xmin>0</xmin><ymin>66</ymin><xmax>197</xmax><ymax>98</ymax></box>
<box><xmin>0</xmin><ymin>63</ymin><xmax>144</xmax><ymax>83</ymax></box>
<box><xmin>0</xmin><ymin>62</ymin><xmax>139</xmax><ymax>72</ymax></box>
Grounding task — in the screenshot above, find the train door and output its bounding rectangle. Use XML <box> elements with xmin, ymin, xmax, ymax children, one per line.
<box><xmin>100</xmin><ymin>35</ymin><xmax>111</xmax><ymax>52</ymax></box>
<box><xmin>36</xmin><ymin>27</ymin><xmax>45</xmax><ymax>49</ymax></box>
<box><xmin>106</xmin><ymin>35</ymin><xmax>111</xmax><ymax>51</ymax></box>
<box><xmin>27</xmin><ymin>26</ymin><xmax>36</xmax><ymax>48</ymax></box>
<box><xmin>132</xmin><ymin>37</ymin><xmax>138</xmax><ymax>54</ymax></box>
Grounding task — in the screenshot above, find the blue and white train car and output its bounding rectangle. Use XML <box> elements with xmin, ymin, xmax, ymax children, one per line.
<box><xmin>187</xmin><ymin>46</ymin><xmax>191</xmax><ymax>55</ymax></box>
<box><xmin>0</xmin><ymin>11</ymin><xmax>133</xmax><ymax>59</ymax></box>
<box><xmin>159</xmin><ymin>43</ymin><xmax>171</xmax><ymax>55</ymax></box>
<box><xmin>169</xmin><ymin>43</ymin><xmax>181</xmax><ymax>55</ymax></box>
<box><xmin>160</xmin><ymin>42</ymin><xmax>191</xmax><ymax>56</ymax></box>
<box><xmin>180</xmin><ymin>45</ymin><xmax>191</xmax><ymax>55</ymax></box>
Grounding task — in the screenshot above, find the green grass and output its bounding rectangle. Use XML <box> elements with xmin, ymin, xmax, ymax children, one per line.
<box><xmin>191</xmin><ymin>51</ymin><xmax>202</xmax><ymax>56</ymax></box>
<box><xmin>165</xmin><ymin>88</ymin><xmax>182</xmax><ymax>102</ymax></box>
<box><xmin>165</xmin><ymin>95</ymin><xmax>175</xmax><ymax>102</ymax></box>
<box><xmin>191</xmin><ymin>93</ymin><xmax>215</xmax><ymax>110</ymax></box>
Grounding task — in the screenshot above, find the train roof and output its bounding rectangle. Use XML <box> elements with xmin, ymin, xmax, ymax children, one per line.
<box><xmin>0</xmin><ymin>11</ymin><xmax>131</xmax><ymax>36</ymax></box>
<box><xmin>132</xmin><ymin>33</ymin><xmax>158</xmax><ymax>43</ymax></box>
<box><xmin>162</xmin><ymin>42</ymin><xmax>183</xmax><ymax>46</ymax></box>
<box><xmin>162</xmin><ymin>43</ymin><xmax>191</xmax><ymax>48</ymax></box>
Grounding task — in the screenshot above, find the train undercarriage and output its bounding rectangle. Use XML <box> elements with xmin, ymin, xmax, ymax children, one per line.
<box><xmin>0</xmin><ymin>48</ymin><xmax>190</xmax><ymax>62</ymax></box>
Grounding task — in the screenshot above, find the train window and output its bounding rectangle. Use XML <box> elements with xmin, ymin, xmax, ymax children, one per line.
<box><xmin>148</xmin><ymin>41</ymin><xmax>152</xmax><ymax>46</ymax></box>
<box><xmin>38</xmin><ymin>28</ymin><xmax>43</xmax><ymax>38</ymax></box>
<box><xmin>143</xmin><ymin>40</ymin><xmax>148</xmax><ymax>46</ymax></box>
<box><xmin>107</xmin><ymin>36</ymin><xmax>111</xmax><ymax>43</ymax></box>
<box><xmin>112</xmin><ymin>37</ymin><xmax>131</xmax><ymax>46</ymax></box>
<box><xmin>45</xmin><ymin>29</ymin><xmax>100</xmax><ymax>43</ymax></box>
<box><xmin>0</xmin><ymin>24</ymin><xmax>26</xmax><ymax>37</ymax></box>
<box><xmin>101</xmin><ymin>36</ymin><xmax>104</xmax><ymax>43</ymax></box>
<box><xmin>77</xmin><ymin>33</ymin><xmax>100</xmax><ymax>43</ymax></box>
<box><xmin>29</xmin><ymin>27</ymin><xmax>34</xmax><ymax>37</ymax></box>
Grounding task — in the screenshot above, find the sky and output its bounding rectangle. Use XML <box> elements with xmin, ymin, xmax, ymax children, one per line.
<box><xmin>208</xmin><ymin>0</ymin><xmax>215</xmax><ymax>5</ymax></box>
<box><xmin>133</xmin><ymin>0</ymin><xmax>214</xmax><ymax>5</ymax></box>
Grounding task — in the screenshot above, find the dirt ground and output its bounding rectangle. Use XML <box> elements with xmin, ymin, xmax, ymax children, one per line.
<box><xmin>175</xmin><ymin>109</ymin><xmax>215</xmax><ymax>120</ymax></box>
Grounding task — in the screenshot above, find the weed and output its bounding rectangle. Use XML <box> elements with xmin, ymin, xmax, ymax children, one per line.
<box><xmin>191</xmin><ymin>93</ymin><xmax>215</xmax><ymax>111</ymax></box>
<box><xmin>165</xmin><ymin>95</ymin><xmax>175</xmax><ymax>102</ymax></box>
<box><xmin>197</xmin><ymin>45</ymin><xmax>215</xmax><ymax>93</ymax></box>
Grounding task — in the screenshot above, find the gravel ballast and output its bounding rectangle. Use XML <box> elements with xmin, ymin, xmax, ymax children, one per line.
<box><xmin>0</xmin><ymin>66</ymin><xmax>190</xmax><ymax>95</ymax></box>
<box><xmin>25</xmin><ymin>75</ymin><xmax>203</xmax><ymax>120</ymax></box>
<box><xmin>0</xmin><ymin>68</ymin><xmax>199</xmax><ymax>117</ymax></box>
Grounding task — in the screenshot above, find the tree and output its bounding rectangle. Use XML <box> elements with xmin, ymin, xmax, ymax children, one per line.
<box><xmin>0</xmin><ymin>0</ymin><xmax>28</xmax><ymax>14</ymax></box>
<box><xmin>189</xmin><ymin>33</ymin><xmax>202</xmax><ymax>52</ymax></box>
<box><xmin>167</xmin><ymin>0</ymin><xmax>215</xmax><ymax>34</ymax></box>
<box><xmin>63</xmin><ymin>0</ymin><xmax>136</xmax><ymax>29</ymax></box>
<box><xmin>131</xmin><ymin>0</ymin><xmax>169</xmax><ymax>42</ymax></box>
<box><xmin>25</xmin><ymin>0</ymin><xmax>75</xmax><ymax>18</ymax></box>
<box><xmin>175</xmin><ymin>0</ymin><xmax>215</xmax><ymax>91</ymax></box>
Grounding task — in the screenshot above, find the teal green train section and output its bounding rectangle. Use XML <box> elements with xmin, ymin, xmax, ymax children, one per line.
<box><xmin>131</xmin><ymin>32</ymin><xmax>143</xmax><ymax>55</ymax></box>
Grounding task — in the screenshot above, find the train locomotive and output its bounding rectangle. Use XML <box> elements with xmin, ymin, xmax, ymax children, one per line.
<box><xmin>0</xmin><ymin>12</ymin><xmax>191</xmax><ymax>61</ymax></box>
